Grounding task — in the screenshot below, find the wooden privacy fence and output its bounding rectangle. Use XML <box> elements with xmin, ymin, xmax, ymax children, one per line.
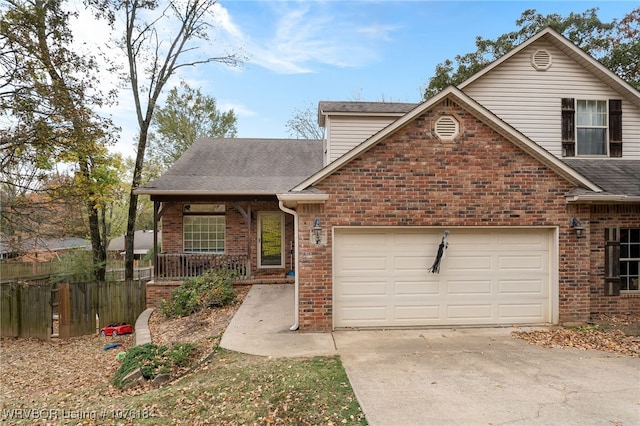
<box><xmin>0</xmin><ymin>281</ymin><xmax>51</xmax><ymax>340</ymax></box>
<box><xmin>1</xmin><ymin>280</ymin><xmax>147</xmax><ymax>340</ymax></box>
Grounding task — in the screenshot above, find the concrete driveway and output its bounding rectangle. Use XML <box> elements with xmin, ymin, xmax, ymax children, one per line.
<box><xmin>334</xmin><ymin>328</ymin><xmax>639</xmax><ymax>426</ymax></box>
<box><xmin>222</xmin><ymin>285</ymin><xmax>640</xmax><ymax>425</ymax></box>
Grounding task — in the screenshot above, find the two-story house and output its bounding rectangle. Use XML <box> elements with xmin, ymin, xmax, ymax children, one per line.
<box><xmin>136</xmin><ymin>28</ymin><xmax>640</xmax><ymax>332</ymax></box>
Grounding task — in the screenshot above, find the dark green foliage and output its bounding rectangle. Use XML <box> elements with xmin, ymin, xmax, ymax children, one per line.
<box><xmin>113</xmin><ymin>342</ymin><xmax>197</xmax><ymax>389</ymax></box>
<box><xmin>423</xmin><ymin>7</ymin><xmax>639</xmax><ymax>98</ymax></box>
<box><xmin>161</xmin><ymin>267</ymin><xmax>237</xmax><ymax>318</ymax></box>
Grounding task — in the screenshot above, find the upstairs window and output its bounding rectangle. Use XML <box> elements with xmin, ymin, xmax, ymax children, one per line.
<box><xmin>561</xmin><ymin>98</ymin><xmax>622</xmax><ymax>157</ymax></box>
<box><xmin>576</xmin><ymin>100</ymin><xmax>607</xmax><ymax>155</ymax></box>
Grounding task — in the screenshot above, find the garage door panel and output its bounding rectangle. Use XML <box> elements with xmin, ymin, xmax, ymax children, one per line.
<box><xmin>446</xmin><ymin>280</ymin><xmax>492</xmax><ymax>294</ymax></box>
<box><xmin>338</xmin><ymin>279</ymin><xmax>387</xmax><ymax>297</ymax></box>
<box><xmin>334</xmin><ymin>228</ymin><xmax>552</xmax><ymax>328</ymax></box>
<box><xmin>498</xmin><ymin>255</ymin><xmax>546</xmax><ymax>270</ymax></box>
<box><xmin>499</xmin><ymin>279</ymin><xmax>546</xmax><ymax>294</ymax></box>
<box><xmin>497</xmin><ymin>232</ymin><xmax>547</xmax><ymax>249</ymax></box>
<box><xmin>339</xmin><ymin>232</ymin><xmax>387</xmax><ymax>249</ymax></box>
<box><xmin>395</xmin><ymin>280</ymin><xmax>439</xmax><ymax>295</ymax></box>
<box><xmin>499</xmin><ymin>304</ymin><xmax>545</xmax><ymax>319</ymax></box>
<box><xmin>394</xmin><ymin>256</ymin><xmax>430</xmax><ymax>271</ymax></box>
<box><xmin>340</xmin><ymin>256</ymin><xmax>388</xmax><ymax>271</ymax></box>
<box><xmin>394</xmin><ymin>305</ymin><xmax>440</xmax><ymax>320</ymax></box>
<box><xmin>447</xmin><ymin>304</ymin><xmax>493</xmax><ymax>319</ymax></box>
<box><xmin>338</xmin><ymin>305</ymin><xmax>388</xmax><ymax>324</ymax></box>
<box><xmin>447</xmin><ymin>255</ymin><xmax>493</xmax><ymax>271</ymax></box>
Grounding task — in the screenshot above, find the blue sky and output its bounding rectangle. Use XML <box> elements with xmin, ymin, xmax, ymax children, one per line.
<box><xmin>84</xmin><ymin>1</ymin><xmax>635</xmax><ymax>158</ymax></box>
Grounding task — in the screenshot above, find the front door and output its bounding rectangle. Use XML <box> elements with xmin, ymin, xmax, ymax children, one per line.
<box><xmin>258</xmin><ymin>212</ymin><xmax>284</xmax><ymax>268</ymax></box>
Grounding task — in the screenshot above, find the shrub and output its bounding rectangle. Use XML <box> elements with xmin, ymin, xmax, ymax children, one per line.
<box><xmin>113</xmin><ymin>342</ymin><xmax>197</xmax><ymax>389</ymax></box>
<box><xmin>161</xmin><ymin>267</ymin><xmax>237</xmax><ymax>318</ymax></box>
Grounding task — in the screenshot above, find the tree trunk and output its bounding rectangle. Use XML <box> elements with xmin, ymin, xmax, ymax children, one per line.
<box><xmin>125</xmin><ymin>124</ymin><xmax>150</xmax><ymax>280</ymax></box>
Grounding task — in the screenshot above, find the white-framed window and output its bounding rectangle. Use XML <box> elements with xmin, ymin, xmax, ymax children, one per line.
<box><xmin>621</xmin><ymin>228</ymin><xmax>640</xmax><ymax>291</ymax></box>
<box><xmin>183</xmin><ymin>215</ymin><xmax>225</xmax><ymax>253</ymax></box>
<box><xmin>576</xmin><ymin>99</ymin><xmax>608</xmax><ymax>156</ymax></box>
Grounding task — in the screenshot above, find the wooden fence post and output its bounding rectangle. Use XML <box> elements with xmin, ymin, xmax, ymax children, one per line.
<box><xmin>58</xmin><ymin>283</ymin><xmax>71</xmax><ymax>339</ymax></box>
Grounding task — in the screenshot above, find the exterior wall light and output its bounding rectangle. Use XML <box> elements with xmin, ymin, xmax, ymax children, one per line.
<box><xmin>570</xmin><ymin>217</ymin><xmax>584</xmax><ymax>238</ymax></box>
<box><xmin>313</xmin><ymin>217</ymin><xmax>322</xmax><ymax>244</ymax></box>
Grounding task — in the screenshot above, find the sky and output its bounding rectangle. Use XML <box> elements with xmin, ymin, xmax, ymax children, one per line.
<box><xmin>69</xmin><ymin>0</ymin><xmax>636</xmax><ymax>159</ymax></box>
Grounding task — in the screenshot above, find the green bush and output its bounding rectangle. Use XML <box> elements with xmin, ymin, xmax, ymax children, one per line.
<box><xmin>161</xmin><ymin>267</ymin><xmax>237</xmax><ymax>318</ymax></box>
<box><xmin>113</xmin><ymin>342</ymin><xmax>197</xmax><ymax>389</ymax></box>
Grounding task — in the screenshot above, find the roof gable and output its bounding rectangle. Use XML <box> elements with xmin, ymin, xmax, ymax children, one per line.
<box><xmin>291</xmin><ymin>87</ymin><xmax>600</xmax><ymax>193</ymax></box>
<box><xmin>459</xmin><ymin>27</ymin><xmax>640</xmax><ymax>109</ymax></box>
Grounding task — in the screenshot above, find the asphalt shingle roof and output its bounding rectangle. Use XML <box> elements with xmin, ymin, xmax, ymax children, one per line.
<box><xmin>318</xmin><ymin>101</ymin><xmax>418</xmax><ymax>114</ymax></box>
<box><xmin>137</xmin><ymin>138</ymin><xmax>323</xmax><ymax>195</ymax></box>
<box><xmin>318</xmin><ymin>101</ymin><xmax>418</xmax><ymax>127</ymax></box>
<box><xmin>563</xmin><ymin>159</ymin><xmax>640</xmax><ymax>196</ymax></box>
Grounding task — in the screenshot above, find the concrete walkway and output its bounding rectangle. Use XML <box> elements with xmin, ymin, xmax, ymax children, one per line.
<box><xmin>134</xmin><ymin>307</ymin><xmax>155</xmax><ymax>346</ymax></box>
<box><xmin>220</xmin><ymin>284</ymin><xmax>337</xmax><ymax>357</ymax></box>
<box><xmin>220</xmin><ymin>284</ymin><xmax>640</xmax><ymax>426</ymax></box>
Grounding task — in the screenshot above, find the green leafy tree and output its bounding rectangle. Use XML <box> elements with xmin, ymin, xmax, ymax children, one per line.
<box><xmin>423</xmin><ymin>7</ymin><xmax>639</xmax><ymax>99</ymax></box>
<box><xmin>147</xmin><ymin>81</ymin><xmax>237</xmax><ymax>172</ymax></box>
<box><xmin>600</xmin><ymin>8</ymin><xmax>640</xmax><ymax>89</ymax></box>
<box><xmin>86</xmin><ymin>0</ymin><xmax>242</xmax><ymax>280</ymax></box>
<box><xmin>0</xmin><ymin>0</ymin><xmax>118</xmax><ymax>280</ymax></box>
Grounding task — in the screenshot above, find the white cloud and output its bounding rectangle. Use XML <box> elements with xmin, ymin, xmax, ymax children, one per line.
<box><xmin>210</xmin><ymin>2</ymin><xmax>396</xmax><ymax>75</ymax></box>
<box><xmin>219</xmin><ymin>102</ymin><xmax>257</xmax><ymax>118</ymax></box>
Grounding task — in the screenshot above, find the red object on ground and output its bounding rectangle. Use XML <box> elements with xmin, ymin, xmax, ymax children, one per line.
<box><xmin>99</xmin><ymin>323</ymin><xmax>133</xmax><ymax>337</ymax></box>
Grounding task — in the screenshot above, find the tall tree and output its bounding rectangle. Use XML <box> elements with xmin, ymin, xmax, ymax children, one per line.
<box><xmin>88</xmin><ymin>0</ymin><xmax>241</xmax><ymax>279</ymax></box>
<box><xmin>285</xmin><ymin>102</ymin><xmax>324</xmax><ymax>140</ymax></box>
<box><xmin>147</xmin><ymin>81</ymin><xmax>237</xmax><ymax>171</ymax></box>
<box><xmin>601</xmin><ymin>7</ymin><xmax>640</xmax><ymax>89</ymax></box>
<box><xmin>422</xmin><ymin>7</ymin><xmax>638</xmax><ymax>99</ymax></box>
<box><xmin>0</xmin><ymin>0</ymin><xmax>117</xmax><ymax>280</ymax></box>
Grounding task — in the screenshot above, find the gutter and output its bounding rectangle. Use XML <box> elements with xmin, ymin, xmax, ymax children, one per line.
<box><xmin>278</xmin><ymin>200</ymin><xmax>300</xmax><ymax>331</ymax></box>
<box><xmin>566</xmin><ymin>194</ymin><xmax>640</xmax><ymax>203</ymax></box>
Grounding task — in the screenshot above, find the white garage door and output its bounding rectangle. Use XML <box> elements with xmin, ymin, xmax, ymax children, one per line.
<box><xmin>334</xmin><ymin>228</ymin><xmax>553</xmax><ymax>328</ymax></box>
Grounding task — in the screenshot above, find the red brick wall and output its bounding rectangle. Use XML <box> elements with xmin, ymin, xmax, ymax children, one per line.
<box><xmin>297</xmin><ymin>101</ymin><xmax>590</xmax><ymax>332</ymax></box>
<box><xmin>588</xmin><ymin>204</ymin><xmax>640</xmax><ymax>316</ymax></box>
<box><xmin>146</xmin><ymin>281</ymin><xmax>182</xmax><ymax>307</ymax></box>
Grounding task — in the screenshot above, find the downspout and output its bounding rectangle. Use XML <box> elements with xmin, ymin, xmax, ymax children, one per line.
<box><xmin>278</xmin><ymin>200</ymin><xmax>299</xmax><ymax>331</ymax></box>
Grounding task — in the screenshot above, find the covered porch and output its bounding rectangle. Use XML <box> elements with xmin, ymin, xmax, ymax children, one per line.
<box><xmin>148</xmin><ymin>196</ymin><xmax>296</xmax><ymax>282</ymax></box>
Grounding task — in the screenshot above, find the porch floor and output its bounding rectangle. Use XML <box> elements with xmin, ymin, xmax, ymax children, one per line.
<box><xmin>236</xmin><ymin>276</ymin><xmax>295</xmax><ymax>286</ymax></box>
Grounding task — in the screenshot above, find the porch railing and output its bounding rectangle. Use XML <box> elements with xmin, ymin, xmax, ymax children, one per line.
<box><xmin>155</xmin><ymin>253</ymin><xmax>248</xmax><ymax>280</ymax></box>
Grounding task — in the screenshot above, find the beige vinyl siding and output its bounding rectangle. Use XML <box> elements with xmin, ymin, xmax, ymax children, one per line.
<box><xmin>463</xmin><ymin>39</ymin><xmax>640</xmax><ymax>159</ymax></box>
<box><xmin>326</xmin><ymin>116</ymin><xmax>399</xmax><ymax>164</ymax></box>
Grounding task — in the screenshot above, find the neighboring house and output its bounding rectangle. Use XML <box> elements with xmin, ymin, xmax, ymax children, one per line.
<box><xmin>16</xmin><ymin>237</ymin><xmax>91</xmax><ymax>262</ymax></box>
<box><xmin>136</xmin><ymin>28</ymin><xmax>640</xmax><ymax>332</ymax></box>
<box><xmin>108</xmin><ymin>230</ymin><xmax>161</xmax><ymax>259</ymax></box>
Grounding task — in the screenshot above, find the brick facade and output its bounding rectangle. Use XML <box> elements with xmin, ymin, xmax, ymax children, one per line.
<box><xmin>297</xmin><ymin>101</ymin><xmax>596</xmax><ymax>332</ymax></box>
<box><xmin>587</xmin><ymin>204</ymin><xmax>640</xmax><ymax>316</ymax></box>
<box><xmin>154</xmin><ymin>100</ymin><xmax>639</xmax><ymax>333</ymax></box>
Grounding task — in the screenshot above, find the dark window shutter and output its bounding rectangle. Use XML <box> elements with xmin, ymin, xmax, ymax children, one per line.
<box><xmin>604</xmin><ymin>227</ymin><xmax>621</xmax><ymax>296</ymax></box>
<box><xmin>609</xmin><ymin>99</ymin><xmax>622</xmax><ymax>157</ymax></box>
<box><xmin>561</xmin><ymin>98</ymin><xmax>575</xmax><ymax>157</ymax></box>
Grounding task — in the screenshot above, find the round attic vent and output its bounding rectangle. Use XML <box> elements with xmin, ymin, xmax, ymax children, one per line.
<box><xmin>531</xmin><ymin>49</ymin><xmax>552</xmax><ymax>71</ymax></box>
<box><xmin>435</xmin><ymin>116</ymin><xmax>459</xmax><ymax>140</ymax></box>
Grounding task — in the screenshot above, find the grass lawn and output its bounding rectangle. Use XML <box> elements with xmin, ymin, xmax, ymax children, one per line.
<box><xmin>1</xmin><ymin>341</ymin><xmax>367</xmax><ymax>425</ymax></box>
<box><xmin>124</xmin><ymin>349</ymin><xmax>367</xmax><ymax>425</ymax></box>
